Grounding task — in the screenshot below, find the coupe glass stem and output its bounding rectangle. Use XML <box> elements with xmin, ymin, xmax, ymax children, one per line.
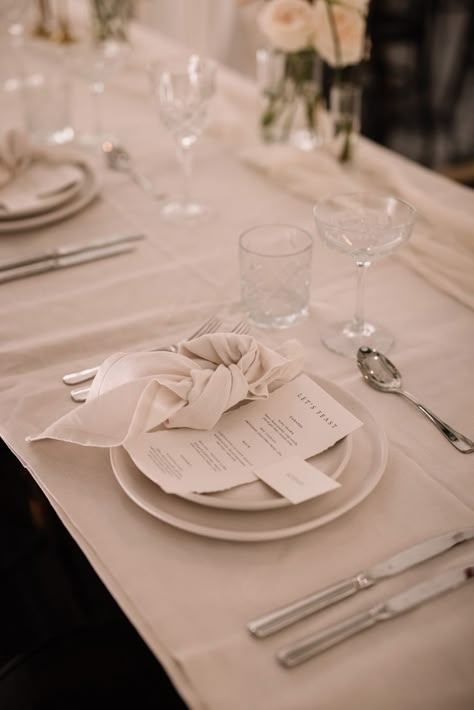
<box><xmin>354</xmin><ymin>260</ymin><xmax>369</xmax><ymax>332</ymax></box>
<box><xmin>176</xmin><ymin>140</ymin><xmax>193</xmax><ymax>206</ymax></box>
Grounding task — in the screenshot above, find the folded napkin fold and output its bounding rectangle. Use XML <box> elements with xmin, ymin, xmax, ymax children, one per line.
<box><xmin>28</xmin><ymin>333</ymin><xmax>305</xmax><ymax>448</ymax></box>
<box><xmin>240</xmin><ymin>141</ymin><xmax>474</xmax><ymax>310</ymax></box>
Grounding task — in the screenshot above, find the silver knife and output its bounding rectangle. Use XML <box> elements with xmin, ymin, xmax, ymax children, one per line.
<box><xmin>0</xmin><ymin>242</ymin><xmax>138</xmax><ymax>283</ymax></box>
<box><xmin>0</xmin><ymin>233</ymin><xmax>145</xmax><ymax>272</ymax></box>
<box><xmin>277</xmin><ymin>564</ymin><xmax>474</xmax><ymax>667</ymax></box>
<box><xmin>248</xmin><ymin>527</ymin><xmax>474</xmax><ymax>638</ymax></box>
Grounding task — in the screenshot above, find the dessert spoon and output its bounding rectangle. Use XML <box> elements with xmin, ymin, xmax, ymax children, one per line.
<box><xmin>102</xmin><ymin>140</ymin><xmax>166</xmax><ymax>201</ymax></box>
<box><xmin>357</xmin><ymin>347</ymin><xmax>474</xmax><ymax>453</ymax></box>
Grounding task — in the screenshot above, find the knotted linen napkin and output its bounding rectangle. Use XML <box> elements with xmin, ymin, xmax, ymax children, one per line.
<box><xmin>28</xmin><ymin>333</ymin><xmax>305</xmax><ymax>447</ymax></box>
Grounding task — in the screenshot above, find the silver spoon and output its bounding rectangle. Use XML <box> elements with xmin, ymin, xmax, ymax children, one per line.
<box><xmin>357</xmin><ymin>346</ymin><xmax>474</xmax><ymax>454</ymax></box>
<box><xmin>102</xmin><ymin>141</ymin><xmax>166</xmax><ymax>201</ymax></box>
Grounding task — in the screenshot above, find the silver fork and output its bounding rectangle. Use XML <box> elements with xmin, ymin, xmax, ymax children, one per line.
<box><xmin>69</xmin><ymin>318</ymin><xmax>249</xmax><ymax>403</ymax></box>
<box><xmin>63</xmin><ymin>315</ymin><xmax>222</xmax><ymax>387</ymax></box>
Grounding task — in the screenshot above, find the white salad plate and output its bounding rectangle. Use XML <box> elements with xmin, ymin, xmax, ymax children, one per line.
<box><xmin>155</xmin><ymin>434</ymin><xmax>352</xmax><ymax>512</ymax></box>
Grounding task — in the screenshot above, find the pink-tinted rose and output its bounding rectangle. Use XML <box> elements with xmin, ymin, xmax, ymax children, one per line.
<box><xmin>258</xmin><ymin>0</ymin><xmax>316</xmax><ymax>52</ymax></box>
<box><xmin>313</xmin><ymin>1</ymin><xmax>366</xmax><ymax>66</ymax></box>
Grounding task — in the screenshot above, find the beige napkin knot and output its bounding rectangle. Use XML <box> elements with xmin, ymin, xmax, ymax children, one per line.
<box><xmin>28</xmin><ymin>333</ymin><xmax>305</xmax><ymax>447</ymax></box>
<box><xmin>0</xmin><ymin>129</ymin><xmax>33</xmax><ymax>187</ymax></box>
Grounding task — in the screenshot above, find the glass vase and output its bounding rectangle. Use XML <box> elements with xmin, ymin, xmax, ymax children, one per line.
<box><xmin>90</xmin><ymin>0</ymin><xmax>130</xmax><ymax>43</ymax></box>
<box><xmin>256</xmin><ymin>48</ymin><xmax>324</xmax><ymax>151</ymax></box>
<box><xmin>329</xmin><ymin>82</ymin><xmax>362</xmax><ymax>163</ymax></box>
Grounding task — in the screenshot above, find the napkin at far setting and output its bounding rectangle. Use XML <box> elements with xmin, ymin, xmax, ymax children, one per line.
<box><xmin>27</xmin><ymin>333</ymin><xmax>305</xmax><ymax>448</ymax></box>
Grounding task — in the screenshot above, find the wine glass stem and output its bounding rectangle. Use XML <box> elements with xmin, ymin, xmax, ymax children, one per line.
<box><xmin>177</xmin><ymin>141</ymin><xmax>193</xmax><ymax>206</ymax></box>
<box><xmin>91</xmin><ymin>80</ymin><xmax>105</xmax><ymax>138</ymax></box>
<box><xmin>354</xmin><ymin>260</ymin><xmax>369</xmax><ymax>331</ymax></box>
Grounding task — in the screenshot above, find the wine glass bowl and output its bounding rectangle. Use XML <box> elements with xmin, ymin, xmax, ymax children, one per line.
<box><xmin>313</xmin><ymin>193</ymin><xmax>416</xmax><ymax>357</ymax></box>
<box><xmin>149</xmin><ymin>54</ymin><xmax>216</xmax><ymax>225</ymax></box>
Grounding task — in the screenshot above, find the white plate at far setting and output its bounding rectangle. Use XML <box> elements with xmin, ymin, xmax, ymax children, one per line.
<box><xmin>110</xmin><ymin>374</ymin><xmax>388</xmax><ymax>543</ymax></box>
<box><xmin>0</xmin><ymin>156</ymin><xmax>101</xmax><ymax>234</ymax></box>
<box><xmin>0</xmin><ymin>160</ymin><xmax>85</xmax><ymax>221</ymax></box>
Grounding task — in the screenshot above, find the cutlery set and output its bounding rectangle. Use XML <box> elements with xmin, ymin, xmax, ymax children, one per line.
<box><xmin>0</xmin><ymin>233</ymin><xmax>145</xmax><ymax>283</ymax></box>
<box><xmin>248</xmin><ymin>527</ymin><xmax>474</xmax><ymax>667</ymax></box>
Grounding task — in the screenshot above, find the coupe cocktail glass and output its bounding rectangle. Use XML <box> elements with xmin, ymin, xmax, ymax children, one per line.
<box><xmin>313</xmin><ymin>193</ymin><xmax>416</xmax><ymax>357</ymax></box>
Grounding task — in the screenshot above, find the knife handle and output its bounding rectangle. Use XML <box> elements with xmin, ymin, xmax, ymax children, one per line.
<box><xmin>63</xmin><ymin>367</ymin><xmax>101</xmax><ymax>386</ymax></box>
<box><xmin>248</xmin><ymin>575</ymin><xmax>371</xmax><ymax>638</ymax></box>
<box><xmin>277</xmin><ymin>604</ymin><xmax>384</xmax><ymax>668</ymax></box>
<box><xmin>0</xmin><ymin>259</ymin><xmax>55</xmax><ymax>283</ymax></box>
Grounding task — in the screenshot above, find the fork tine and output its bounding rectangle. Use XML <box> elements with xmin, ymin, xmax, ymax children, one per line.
<box><xmin>230</xmin><ymin>320</ymin><xmax>250</xmax><ymax>336</ymax></box>
<box><xmin>186</xmin><ymin>315</ymin><xmax>222</xmax><ymax>341</ymax></box>
<box><xmin>70</xmin><ymin>318</ymin><xmax>250</xmax><ymax>403</ymax></box>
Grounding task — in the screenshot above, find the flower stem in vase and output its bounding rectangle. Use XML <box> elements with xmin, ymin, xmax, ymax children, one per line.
<box><xmin>338</xmin><ymin>117</ymin><xmax>353</xmax><ymax>162</ymax></box>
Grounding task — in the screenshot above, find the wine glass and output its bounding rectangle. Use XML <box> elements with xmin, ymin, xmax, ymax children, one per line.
<box><xmin>149</xmin><ymin>54</ymin><xmax>216</xmax><ymax>225</ymax></box>
<box><xmin>313</xmin><ymin>193</ymin><xmax>416</xmax><ymax>358</ymax></box>
<box><xmin>71</xmin><ymin>36</ymin><xmax>131</xmax><ymax>146</ymax></box>
<box><xmin>0</xmin><ymin>0</ymin><xmax>30</xmax><ymax>93</ymax></box>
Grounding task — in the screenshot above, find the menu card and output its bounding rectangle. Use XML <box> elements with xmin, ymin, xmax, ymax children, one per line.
<box><xmin>124</xmin><ymin>374</ymin><xmax>362</xmax><ymax>496</ymax></box>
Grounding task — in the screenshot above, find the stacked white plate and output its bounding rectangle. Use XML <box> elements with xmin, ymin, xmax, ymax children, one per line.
<box><xmin>0</xmin><ymin>151</ymin><xmax>101</xmax><ymax>234</ymax></box>
<box><xmin>110</xmin><ymin>374</ymin><xmax>388</xmax><ymax>542</ymax></box>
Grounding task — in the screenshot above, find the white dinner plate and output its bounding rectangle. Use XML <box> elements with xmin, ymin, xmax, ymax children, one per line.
<box><xmin>0</xmin><ymin>157</ymin><xmax>101</xmax><ymax>234</ymax></box>
<box><xmin>0</xmin><ymin>161</ymin><xmax>85</xmax><ymax>221</ymax></box>
<box><xmin>110</xmin><ymin>375</ymin><xmax>388</xmax><ymax>542</ymax></box>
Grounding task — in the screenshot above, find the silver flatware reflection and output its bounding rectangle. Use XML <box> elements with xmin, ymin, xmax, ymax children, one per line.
<box><xmin>357</xmin><ymin>346</ymin><xmax>474</xmax><ymax>454</ymax></box>
<box><xmin>277</xmin><ymin>564</ymin><xmax>474</xmax><ymax>667</ymax></box>
<box><xmin>68</xmin><ymin>318</ymin><xmax>250</xmax><ymax>403</ymax></box>
<box><xmin>0</xmin><ymin>242</ymin><xmax>139</xmax><ymax>284</ymax></box>
<box><xmin>248</xmin><ymin>527</ymin><xmax>474</xmax><ymax>638</ymax></box>
<box><xmin>102</xmin><ymin>141</ymin><xmax>166</xmax><ymax>201</ymax></box>
<box><xmin>0</xmin><ymin>233</ymin><xmax>145</xmax><ymax>273</ymax></box>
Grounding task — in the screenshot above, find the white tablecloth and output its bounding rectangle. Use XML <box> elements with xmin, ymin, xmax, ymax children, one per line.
<box><xmin>1</xmin><ymin>20</ymin><xmax>473</xmax><ymax>710</ymax></box>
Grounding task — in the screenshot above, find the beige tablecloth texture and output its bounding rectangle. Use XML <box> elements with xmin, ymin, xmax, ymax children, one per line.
<box><xmin>1</xmin><ymin>19</ymin><xmax>474</xmax><ymax>710</ymax></box>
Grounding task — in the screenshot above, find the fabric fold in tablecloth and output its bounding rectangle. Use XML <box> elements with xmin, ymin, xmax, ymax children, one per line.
<box><xmin>239</xmin><ymin>141</ymin><xmax>474</xmax><ymax>310</ymax></box>
<box><xmin>27</xmin><ymin>333</ymin><xmax>304</xmax><ymax>448</ymax></box>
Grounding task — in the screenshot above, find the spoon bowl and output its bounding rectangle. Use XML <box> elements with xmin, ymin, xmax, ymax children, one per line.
<box><xmin>357</xmin><ymin>346</ymin><xmax>402</xmax><ymax>392</ymax></box>
<box><xmin>101</xmin><ymin>140</ymin><xmax>166</xmax><ymax>201</ymax></box>
<box><xmin>357</xmin><ymin>347</ymin><xmax>474</xmax><ymax>454</ymax></box>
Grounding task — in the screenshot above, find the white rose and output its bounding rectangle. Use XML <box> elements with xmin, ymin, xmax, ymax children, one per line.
<box><xmin>258</xmin><ymin>0</ymin><xmax>316</xmax><ymax>52</ymax></box>
<box><xmin>313</xmin><ymin>1</ymin><xmax>366</xmax><ymax>66</ymax></box>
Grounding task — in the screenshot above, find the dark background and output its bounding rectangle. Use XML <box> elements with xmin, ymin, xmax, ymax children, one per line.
<box><xmin>363</xmin><ymin>0</ymin><xmax>474</xmax><ymax>184</ymax></box>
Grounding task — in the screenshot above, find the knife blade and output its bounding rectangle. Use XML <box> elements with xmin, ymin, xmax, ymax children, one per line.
<box><xmin>0</xmin><ymin>233</ymin><xmax>145</xmax><ymax>272</ymax></box>
<box><xmin>277</xmin><ymin>564</ymin><xmax>474</xmax><ymax>667</ymax></box>
<box><xmin>0</xmin><ymin>242</ymin><xmax>137</xmax><ymax>283</ymax></box>
<box><xmin>248</xmin><ymin>527</ymin><xmax>474</xmax><ymax>638</ymax></box>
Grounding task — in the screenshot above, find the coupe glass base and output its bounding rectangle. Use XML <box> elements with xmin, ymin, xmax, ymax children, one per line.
<box><xmin>160</xmin><ymin>199</ymin><xmax>211</xmax><ymax>226</ymax></box>
<box><xmin>321</xmin><ymin>320</ymin><xmax>394</xmax><ymax>358</ymax></box>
